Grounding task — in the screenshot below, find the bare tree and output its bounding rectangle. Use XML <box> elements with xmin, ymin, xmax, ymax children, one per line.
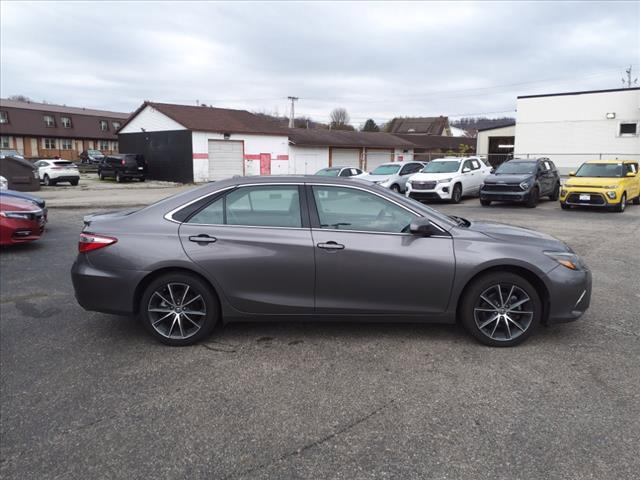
<box><xmin>8</xmin><ymin>94</ymin><xmax>32</xmax><ymax>102</ymax></box>
<box><xmin>330</xmin><ymin>108</ymin><xmax>352</xmax><ymax>130</ymax></box>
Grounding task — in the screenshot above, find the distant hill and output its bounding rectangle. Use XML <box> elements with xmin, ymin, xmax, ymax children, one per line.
<box><xmin>252</xmin><ymin>112</ymin><xmax>329</xmax><ymax>130</ymax></box>
<box><xmin>450</xmin><ymin>117</ymin><xmax>515</xmax><ymax>137</ymax></box>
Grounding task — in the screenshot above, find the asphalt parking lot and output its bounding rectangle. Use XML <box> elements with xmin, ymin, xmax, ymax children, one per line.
<box><xmin>1</xmin><ymin>195</ymin><xmax>639</xmax><ymax>479</ymax></box>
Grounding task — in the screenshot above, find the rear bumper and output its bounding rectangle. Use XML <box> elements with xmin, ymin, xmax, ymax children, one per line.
<box><xmin>50</xmin><ymin>175</ymin><xmax>80</xmax><ymax>182</ymax></box>
<box><xmin>71</xmin><ymin>256</ymin><xmax>147</xmax><ymax>315</ymax></box>
<box><xmin>545</xmin><ymin>265</ymin><xmax>592</xmax><ymax>324</ymax></box>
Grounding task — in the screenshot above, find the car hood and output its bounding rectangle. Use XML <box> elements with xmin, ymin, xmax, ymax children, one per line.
<box><xmin>409</xmin><ymin>172</ymin><xmax>456</xmax><ymax>181</ymax></box>
<box><xmin>359</xmin><ymin>174</ymin><xmax>393</xmax><ymax>182</ymax></box>
<box><xmin>468</xmin><ymin>220</ymin><xmax>567</xmax><ymax>250</ymax></box>
<box><xmin>564</xmin><ymin>177</ymin><xmax>621</xmax><ymax>187</ymax></box>
<box><xmin>0</xmin><ymin>190</ymin><xmax>45</xmax><ymax>208</ymax></box>
<box><xmin>484</xmin><ymin>173</ymin><xmax>532</xmax><ymax>184</ymax></box>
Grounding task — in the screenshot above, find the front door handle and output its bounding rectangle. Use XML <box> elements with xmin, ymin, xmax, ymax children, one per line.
<box><xmin>317</xmin><ymin>241</ymin><xmax>344</xmax><ymax>251</ymax></box>
<box><xmin>189</xmin><ymin>234</ymin><xmax>217</xmax><ymax>244</ymax></box>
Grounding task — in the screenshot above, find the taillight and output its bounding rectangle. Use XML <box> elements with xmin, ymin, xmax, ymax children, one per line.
<box><xmin>78</xmin><ymin>232</ymin><xmax>117</xmax><ymax>253</ymax></box>
<box><xmin>121</xmin><ymin>159</ymin><xmax>126</xmax><ymax>165</ymax></box>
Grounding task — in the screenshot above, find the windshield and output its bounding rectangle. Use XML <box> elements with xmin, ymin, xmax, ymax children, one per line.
<box><xmin>371</xmin><ymin>165</ymin><xmax>400</xmax><ymax>175</ymax></box>
<box><xmin>575</xmin><ymin>163</ymin><xmax>623</xmax><ymax>178</ymax></box>
<box><xmin>423</xmin><ymin>161</ymin><xmax>460</xmax><ymax>174</ymax></box>
<box><xmin>495</xmin><ymin>161</ymin><xmax>537</xmax><ymax>175</ymax></box>
<box><xmin>316</xmin><ymin>168</ymin><xmax>341</xmax><ymax>176</ymax></box>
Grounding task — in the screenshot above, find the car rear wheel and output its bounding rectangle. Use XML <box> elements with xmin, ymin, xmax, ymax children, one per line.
<box><xmin>98</xmin><ymin>170</ymin><xmax>105</xmax><ymax>180</ymax></box>
<box><xmin>549</xmin><ymin>183</ymin><xmax>560</xmax><ymax>200</ymax></box>
<box><xmin>43</xmin><ymin>174</ymin><xmax>54</xmax><ymax>186</ymax></box>
<box><xmin>70</xmin><ymin>179</ymin><xmax>79</xmax><ymax>186</ymax></box>
<box><xmin>614</xmin><ymin>193</ymin><xmax>626</xmax><ymax>213</ymax></box>
<box><xmin>116</xmin><ymin>172</ymin><xmax>123</xmax><ymax>183</ymax></box>
<box><xmin>480</xmin><ymin>199</ymin><xmax>491</xmax><ymax>206</ymax></box>
<box><xmin>140</xmin><ymin>273</ymin><xmax>219</xmax><ymax>346</ymax></box>
<box><xmin>460</xmin><ymin>272</ymin><xmax>541</xmax><ymax>347</ymax></box>
<box><xmin>451</xmin><ymin>183</ymin><xmax>462</xmax><ymax>204</ymax></box>
<box><xmin>525</xmin><ymin>187</ymin><xmax>539</xmax><ymax>208</ymax></box>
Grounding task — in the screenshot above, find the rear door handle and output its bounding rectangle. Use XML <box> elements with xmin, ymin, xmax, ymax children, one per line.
<box><xmin>317</xmin><ymin>241</ymin><xmax>344</xmax><ymax>251</ymax></box>
<box><xmin>189</xmin><ymin>234</ymin><xmax>217</xmax><ymax>244</ymax></box>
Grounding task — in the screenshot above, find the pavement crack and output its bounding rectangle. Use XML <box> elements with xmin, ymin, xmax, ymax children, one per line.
<box><xmin>222</xmin><ymin>399</ymin><xmax>395</xmax><ymax>479</ymax></box>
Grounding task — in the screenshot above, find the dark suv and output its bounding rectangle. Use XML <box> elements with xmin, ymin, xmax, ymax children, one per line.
<box><xmin>98</xmin><ymin>154</ymin><xmax>147</xmax><ymax>182</ymax></box>
<box><xmin>480</xmin><ymin>158</ymin><xmax>560</xmax><ymax>208</ymax></box>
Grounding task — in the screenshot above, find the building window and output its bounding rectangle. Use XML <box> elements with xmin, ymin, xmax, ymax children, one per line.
<box><xmin>100</xmin><ymin>140</ymin><xmax>109</xmax><ymax>150</ymax></box>
<box><xmin>43</xmin><ymin>138</ymin><xmax>57</xmax><ymax>149</ymax></box>
<box><xmin>61</xmin><ymin>138</ymin><xmax>73</xmax><ymax>150</ymax></box>
<box><xmin>0</xmin><ymin>111</ymin><xmax>8</xmax><ymax>124</ymax></box>
<box><xmin>99</xmin><ymin>120</ymin><xmax>109</xmax><ymax>131</ymax></box>
<box><xmin>112</xmin><ymin>121</ymin><xmax>121</xmax><ymax>130</ymax></box>
<box><xmin>1</xmin><ymin>136</ymin><xmax>10</xmax><ymax>148</ymax></box>
<box><xmin>61</xmin><ymin>116</ymin><xmax>72</xmax><ymax>128</ymax></box>
<box><xmin>43</xmin><ymin>115</ymin><xmax>56</xmax><ymax>127</ymax></box>
<box><xmin>619</xmin><ymin>122</ymin><xmax>638</xmax><ymax>136</ymax></box>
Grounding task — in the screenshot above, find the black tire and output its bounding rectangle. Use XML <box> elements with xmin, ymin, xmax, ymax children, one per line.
<box><xmin>70</xmin><ymin>179</ymin><xmax>79</xmax><ymax>186</ymax></box>
<box><xmin>460</xmin><ymin>271</ymin><xmax>542</xmax><ymax>347</ymax></box>
<box><xmin>480</xmin><ymin>199</ymin><xmax>491</xmax><ymax>206</ymax></box>
<box><xmin>116</xmin><ymin>172</ymin><xmax>123</xmax><ymax>183</ymax></box>
<box><xmin>389</xmin><ymin>184</ymin><xmax>401</xmax><ymax>193</ymax></box>
<box><xmin>43</xmin><ymin>174</ymin><xmax>54</xmax><ymax>186</ymax></box>
<box><xmin>560</xmin><ymin>202</ymin><xmax>570</xmax><ymax>210</ymax></box>
<box><xmin>525</xmin><ymin>187</ymin><xmax>539</xmax><ymax>208</ymax></box>
<box><xmin>549</xmin><ymin>183</ymin><xmax>560</xmax><ymax>201</ymax></box>
<box><xmin>140</xmin><ymin>272</ymin><xmax>219</xmax><ymax>346</ymax></box>
<box><xmin>450</xmin><ymin>183</ymin><xmax>462</xmax><ymax>204</ymax></box>
<box><xmin>98</xmin><ymin>170</ymin><xmax>105</xmax><ymax>180</ymax></box>
<box><xmin>614</xmin><ymin>193</ymin><xmax>626</xmax><ymax>213</ymax></box>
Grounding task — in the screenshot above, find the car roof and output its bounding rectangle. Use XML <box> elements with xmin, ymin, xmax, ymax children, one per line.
<box><xmin>585</xmin><ymin>159</ymin><xmax>636</xmax><ymax>164</ymax></box>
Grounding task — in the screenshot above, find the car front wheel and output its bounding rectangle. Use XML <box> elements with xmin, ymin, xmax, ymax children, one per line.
<box><xmin>525</xmin><ymin>187</ymin><xmax>539</xmax><ymax>208</ymax></box>
<box><xmin>614</xmin><ymin>193</ymin><xmax>626</xmax><ymax>212</ymax></box>
<box><xmin>451</xmin><ymin>183</ymin><xmax>462</xmax><ymax>204</ymax></box>
<box><xmin>480</xmin><ymin>199</ymin><xmax>491</xmax><ymax>206</ymax></box>
<box><xmin>140</xmin><ymin>273</ymin><xmax>219</xmax><ymax>346</ymax></box>
<box><xmin>390</xmin><ymin>184</ymin><xmax>401</xmax><ymax>193</ymax></box>
<box><xmin>460</xmin><ymin>272</ymin><xmax>541</xmax><ymax>347</ymax></box>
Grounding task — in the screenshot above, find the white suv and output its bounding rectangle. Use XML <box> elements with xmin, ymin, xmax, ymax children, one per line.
<box><xmin>406</xmin><ymin>156</ymin><xmax>492</xmax><ymax>203</ymax></box>
<box><xmin>34</xmin><ymin>159</ymin><xmax>80</xmax><ymax>186</ymax></box>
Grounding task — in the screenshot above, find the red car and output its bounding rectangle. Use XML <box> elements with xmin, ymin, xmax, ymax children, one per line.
<box><xmin>0</xmin><ymin>197</ymin><xmax>45</xmax><ymax>246</ymax></box>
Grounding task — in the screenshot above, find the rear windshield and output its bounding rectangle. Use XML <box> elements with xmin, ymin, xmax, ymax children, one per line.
<box><xmin>53</xmin><ymin>161</ymin><xmax>74</xmax><ymax>166</ymax></box>
<box><xmin>423</xmin><ymin>161</ymin><xmax>460</xmax><ymax>173</ymax></box>
<box><xmin>575</xmin><ymin>163</ymin><xmax>623</xmax><ymax>178</ymax></box>
<box><xmin>371</xmin><ymin>165</ymin><xmax>400</xmax><ymax>175</ymax></box>
<box><xmin>495</xmin><ymin>161</ymin><xmax>537</xmax><ymax>175</ymax></box>
<box><xmin>123</xmin><ymin>154</ymin><xmax>144</xmax><ymax>164</ymax></box>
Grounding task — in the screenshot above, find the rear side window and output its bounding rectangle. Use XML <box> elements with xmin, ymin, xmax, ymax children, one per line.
<box><xmin>187</xmin><ymin>185</ymin><xmax>302</xmax><ymax>228</ymax></box>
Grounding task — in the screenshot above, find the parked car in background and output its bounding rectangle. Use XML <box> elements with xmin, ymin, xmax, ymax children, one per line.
<box><xmin>0</xmin><ymin>189</ymin><xmax>47</xmax><ymax>223</ymax></box>
<box><xmin>358</xmin><ymin>161</ymin><xmax>425</xmax><ymax>193</ymax></box>
<box><xmin>80</xmin><ymin>149</ymin><xmax>105</xmax><ymax>164</ymax></box>
<box><xmin>0</xmin><ymin>176</ymin><xmax>7</xmax><ymax>190</ymax></box>
<box><xmin>480</xmin><ymin>157</ymin><xmax>560</xmax><ymax>208</ymax></box>
<box><xmin>560</xmin><ymin>160</ymin><xmax>640</xmax><ymax>212</ymax></box>
<box><xmin>98</xmin><ymin>154</ymin><xmax>147</xmax><ymax>182</ymax></box>
<box><xmin>315</xmin><ymin>166</ymin><xmax>363</xmax><ymax>177</ymax></box>
<box><xmin>406</xmin><ymin>156</ymin><xmax>492</xmax><ymax>203</ymax></box>
<box><xmin>72</xmin><ymin>176</ymin><xmax>591</xmax><ymax>348</ymax></box>
<box><xmin>34</xmin><ymin>159</ymin><xmax>80</xmax><ymax>186</ymax></box>
<box><xmin>0</xmin><ymin>149</ymin><xmax>24</xmax><ymax>160</ymax></box>
<box><xmin>0</xmin><ymin>196</ymin><xmax>45</xmax><ymax>246</ymax></box>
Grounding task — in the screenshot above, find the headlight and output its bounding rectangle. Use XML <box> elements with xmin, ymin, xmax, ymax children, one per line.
<box><xmin>607</xmin><ymin>191</ymin><xmax>617</xmax><ymax>199</ymax></box>
<box><xmin>560</xmin><ymin>189</ymin><xmax>567</xmax><ymax>196</ymax></box>
<box><xmin>519</xmin><ymin>182</ymin><xmax>530</xmax><ymax>190</ymax></box>
<box><xmin>0</xmin><ymin>211</ymin><xmax>32</xmax><ymax>220</ymax></box>
<box><xmin>544</xmin><ymin>251</ymin><xmax>584</xmax><ymax>271</ymax></box>
<box><xmin>437</xmin><ymin>178</ymin><xmax>452</xmax><ymax>184</ymax></box>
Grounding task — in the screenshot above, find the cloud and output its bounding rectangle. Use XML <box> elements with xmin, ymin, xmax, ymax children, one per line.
<box><xmin>1</xmin><ymin>0</ymin><xmax>637</xmax><ymax>124</ymax></box>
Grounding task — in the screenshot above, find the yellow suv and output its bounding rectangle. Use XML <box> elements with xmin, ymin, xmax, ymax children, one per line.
<box><xmin>560</xmin><ymin>160</ymin><xmax>640</xmax><ymax>212</ymax></box>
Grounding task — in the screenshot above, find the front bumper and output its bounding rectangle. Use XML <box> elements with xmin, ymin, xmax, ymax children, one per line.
<box><xmin>545</xmin><ymin>265</ymin><xmax>592</xmax><ymax>324</ymax></box>
<box><xmin>560</xmin><ymin>188</ymin><xmax>620</xmax><ymax>207</ymax></box>
<box><xmin>406</xmin><ymin>184</ymin><xmax>451</xmax><ymax>201</ymax></box>
<box><xmin>480</xmin><ymin>189</ymin><xmax>531</xmax><ymax>203</ymax></box>
<box><xmin>71</xmin><ymin>255</ymin><xmax>147</xmax><ymax>315</ymax></box>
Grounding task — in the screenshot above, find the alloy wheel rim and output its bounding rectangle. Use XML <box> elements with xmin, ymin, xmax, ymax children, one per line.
<box><xmin>473</xmin><ymin>283</ymin><xmax>533</xmax><ymax>342</ymax></box>
<box><xmin>147</xmin><ymin>282</ymin><xmax>206</xmax><ymax>339</ymax></box>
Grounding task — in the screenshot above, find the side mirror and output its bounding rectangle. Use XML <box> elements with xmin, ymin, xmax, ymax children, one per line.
<box><xmin>462</xmin><ymin>167</ymin><xmax>471</xmax><ymax>173</ymax></box>
<box><xmin>409</xmin><ymin>218</ymin><xmax>442</xmax><ymax>237</ymax></box>
<box><xmin>626</xmin><ymin>172</ymin><xmax>637</xmax><ymax>177</ymax></box>
<box><xmin>569</xmin><ymin>171</ymin><xmax>576</xmax><ymax>176</ymax></box>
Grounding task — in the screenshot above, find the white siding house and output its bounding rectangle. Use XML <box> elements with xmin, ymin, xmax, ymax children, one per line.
<box><xmin>515</xmin><ymin>88</ymin><xmax>640</xmax><ymax>173</ymax></box>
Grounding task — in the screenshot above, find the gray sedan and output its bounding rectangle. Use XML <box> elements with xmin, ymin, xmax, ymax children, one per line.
<box><xmin>72</xmin><ymin>176</ymin><xmax>591</xmax><ymax>347</ymax></box>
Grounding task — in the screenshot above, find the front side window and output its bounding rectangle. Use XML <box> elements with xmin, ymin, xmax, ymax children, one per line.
<box><xmin>400</xmin><ymin>163</ymin><xmax>422</xmax><ymax>175</ymax></box>
<box><xmin>188</xmin><ymin>185</ymin><xmax>302</xmax><ymax>228</ymax></box>
<box><xmin>99</xmin><ymin>120</ymin><xmax>109</xmax><ymax>131</ymax></box>
<box><xmin>624</xmin><ymin>163</ymin><xmax>638</xmax><ymax>175</ymax></box>
<box><xmin>471</xmin><ymin>160</ymin><xmax>481</xmax><ymax>170</ymax></box>
<box><xmin>61</xmin><ymin>139</ymin><xmax>73</xmax><ymax>150</ymax></box>
<box><xmin>61</xmin><ymin>116</ymin><xmax>72</xmax><ymax>128</ymax></box>
<box><xmin>575</xmin><ymin>163</ymin><xmax>623</xmax><ymax>178</ymax></box>
<box><xmin>0</xmin><ymin>111</ymin><xmax>8</xmax><ymax>124</ymax></box>
<box><xmin>43</xmin><ymin>138</ymin><xmax>57</xmax><ymax>149</ymax></box>
<box><xmin>43</xmin><ymin>115</ymin><xmax>55</xmax><ymax>127</ymax></box>
<box><xmin>462</xmin><ymin>160</ymin><xmax>474</xmax><ymax>172</ymax></box>
<box><xmin>312</xmin><ymin>186</ymin><xmax>416</xmax><ymax>234</ymax></box>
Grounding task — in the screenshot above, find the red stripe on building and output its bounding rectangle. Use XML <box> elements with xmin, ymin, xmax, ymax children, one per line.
<box><xmin>244</xmin><ymin>154</ymin><xmax>261</xmax><ymax>160</ymax></box>
<box><xmin>276</xmin><ymin>155</ymin><xmax>289</xmax><ymax>160</ymax></box>
<box><xmin>192</xmin><ymin>153</ymin><xmax>208</xmax><ymax>159</ymax></box>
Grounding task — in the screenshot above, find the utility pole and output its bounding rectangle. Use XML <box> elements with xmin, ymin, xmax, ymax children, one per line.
<box><xmin>622</xmin><ymin>65</ymin><xmax>638</xmax><ymax>88</ymax></box>
<box><xmin>287</xmin><ymin>96</ymin><xmax>299</xmax><ymax>128</ymax></box>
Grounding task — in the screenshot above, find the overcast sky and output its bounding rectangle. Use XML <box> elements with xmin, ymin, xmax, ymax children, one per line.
<box><xmin>1</xmin><ymin>1</ymin><xmax>638</xmax><ymax>125</ymax></box>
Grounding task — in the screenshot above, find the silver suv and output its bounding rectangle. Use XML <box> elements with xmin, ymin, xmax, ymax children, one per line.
<box><xmin>358</xmin><ymin>161</ymin><xmax>425</xmax><ymax>193</ymax></box>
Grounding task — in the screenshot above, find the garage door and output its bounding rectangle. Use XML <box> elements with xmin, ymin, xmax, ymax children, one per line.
<box><xmin>331</xmin><ymin>148</ymin><xmax>360</xmax><ymax>168</ymax></box>
<box><xmin>208</xmin><ymin>140</ymin><xmax>243</xmax><ymax>181</ymax></box>
<box><xmin>294</xmin><ymin>153</ymin><xmax>325</xmax><ymax>174</ymax></box>
<box><xmin>365</xmin><ymin>149</ymin><xmax>393</xmax><ymax>172</ymax></box>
